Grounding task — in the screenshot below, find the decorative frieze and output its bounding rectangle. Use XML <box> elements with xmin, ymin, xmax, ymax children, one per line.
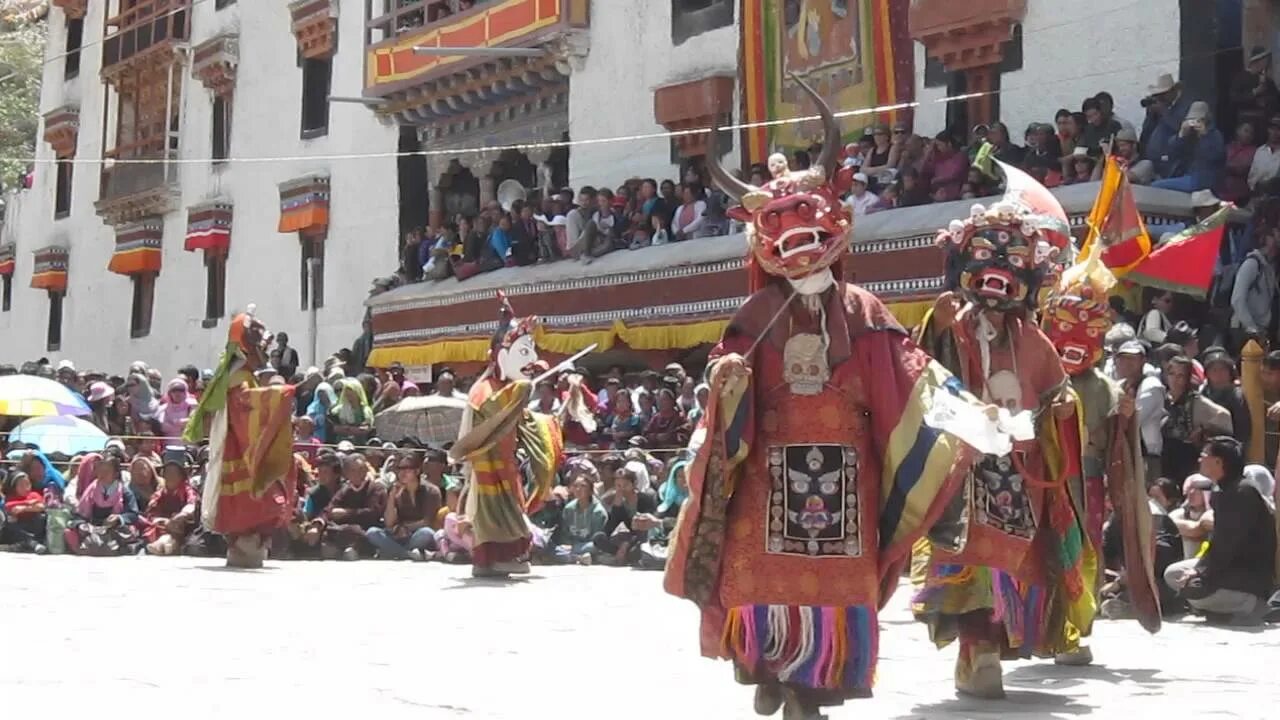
<box><xmin>42</xmin><ymin>106</ymin><xmax>80</xmax><ymax>158</ymax></box>
<box><xmin>192</xmin><ymin>33</ymin><xmax>239</xmax><ymax>97</ymax></box>
<box><xmin>289</xmin><ymin>0</ymin><xmax>338</xmax><ymax>60</ymax></box>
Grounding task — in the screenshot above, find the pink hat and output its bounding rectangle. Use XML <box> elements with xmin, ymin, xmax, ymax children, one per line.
<box><xmin>87</xmin><ymin>381</ymin><xmax>115</xmax><ymax>403</ymax></box>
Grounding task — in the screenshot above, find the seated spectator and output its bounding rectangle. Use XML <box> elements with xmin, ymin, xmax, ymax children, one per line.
<box><xmin>2</xmin><ymin>472</ymin><xmax>48</xmax><ymax>554</ymax></box>
<box><xmin>509</xmin><ymin>202</ymin><xmax>539</xmax><ymax>266</ymax></box>
<box><xmin>1170</xmin><ymin>473</ymin><xmax>1214</xmax><ymax>558</ymax></box>
<box><xmin>529</xmin><ymin>379</ymin><xmax>561</xmax><ymax>414</ymax></box>
<box><xmin>143</xmin><ymin>454</ymin><xmax>200</xmax><ymax>556</ymax></box>
<box><xmin>555</xmin><ymin>470</ymin><xmax>607</xmax><ymax>565</ymax></box>
<box><xmin>1149</xmin><ymin>475</ymin><xmax>1184</xmax><ymax>512</ymax></box>
<box><xmin>590</xmin><ymin>465</ymin><xmax>658</xmax><ymax>566</ymax></box>
<box><xmin>67</xmin><ymin>451</ymin><xmax>142</xmax><ymax>556</ymax></box>
<box><xmin>18</xmin><ymin>449</ymin><xmax>66</xmax><ymax>499</ymax></box>
<box><xmin>649</xmin><ymin>214</ymin><xmax>671</xmax><ymax>246</ymax></box>
<box><xmin>1230</xmin><ymin>46</ymin><xmax>1280</xmax><ymax>136</ymax></box>
<box><xmin>565</xmin><ymin>186</ymin><xmax>601</xmax><ymax>261</ymax></box>
<box><xmin>672</xmin><ymin>183</ymin><xmax>707</xmax><ymax>241</ymax></box>
<box><xmin>1218</xmin><ymin>121</ymin><xmax>1258</xmax><ymax>204</ymax></box>
<box><xmin>330</xmin><ymin>379</ymin><xmax>373</xmax><ymax>444</ymax></box>
<box><xmin>1055</xmin><ymin>108</ymin><xmax>1081</xmax><ymax>174</ymax></box>
<box><xmin>699</xmin><ymin>191</ymin><xmax>731</xmax><ymax>237</ymax></box>
<box><xmin>1141</xmin><ymin>73</ymin><xmax>1194</xmax><ymax>176</ymax></box>
<box><xmin>1164</xmin><ymin>437</ymin><xmax>1276</xmax><ymax>625</ymax></box>
<box><xmin>644</xmin><ymin>388</ymin><xmax>690</xmax><ymax>448</ymax></box>
<box><xmin>306</xmin><ymin>381</ymin><xmax>337</xmax><ymax>444</ymax></box>
<box><xmin>861</xmin><ymin>124</ymin><xmax>900</xmax><ymax>184</ymax></box>
<box><xmin>1153</xmin><ymin>101</ymin><xmax>1226</xmax><ymax>192</ymax></box>
<box><xmin>489</xmin><ymin>213</ymin><xmax>515</xmax><ymax>267</ymax></box>
<box><xmin>652</xmin><ymin>458</ymin><xmax>690</xmax><ymax>541</ymax></box>
<box><xmin>321</xmin><ymin>454</ymin><xmax>388</xmax><ymax>560</ymax></box>
<box><xmin>1107</xmin><ymin>126</ymin><xmax>1155</xmax><ymax>185</ymax></box>
<box><xmin>1101</xmin><ymin>492</ymin><xmax>1184</xmax><ymax>618</ymax></box>
<box><xmin>922</xmin><ymin>132</ymin><xmax>967</xmax><ymax>202</ymax></box>
<box><xmin>602</xmin><ymin>389</ymin><xmax>644</xmax><ymax>449</ymax></box>
<box><xmin>1065</xmin><ymin>148</ymin><xmax>1097</xmax><ymax>184</ymax></box>
<box><xmin>366</xmin><ymin>452</ymin><xmax>441</xmax><ymax>561</ymax></box>
<box><xmin>845</xmin><ymin>172</ymin><xmax>879</xmax><ymax>216</ymax></box>
<box><xmin>985</xmin><ymin>121</ymin><xmax>1025</xmax><ymax>165</ymax></box>
<box><xmin>1080</xmin><ymin>97</ymin><xmax>1123</xmax><ymax>154</ymax></box>
<box><xmin>156</xmin><ymin>378</ymin><xmax>197</xmax><ymax>440</ymax></box>
<box><xmin>127</xmin><ymin>456</ymin><xmax>157</xmax><ymax>508</ymax></box>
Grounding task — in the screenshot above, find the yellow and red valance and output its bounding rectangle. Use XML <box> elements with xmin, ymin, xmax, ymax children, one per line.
<box><xmin>0</xmin><ymin>243</ymin><xmax>15</xmax><ymax>277</ymax></box>
<box><xmin>108</xmin><ymin>217</ymin><xmax>164</xmax><ymax>275</ymax></box>
<box><xmin>30</xmin><ymin>246</ymin><xmax>68</xmax><ymax>292</ymax></box>
<box><xmin>278</xmin><ymin>174</ymin><xmax>330</xmax><ymax>234</ymax></box>
<box><xmin>186</xmin><ymin>201</ymin><xmax>233</xmax><ymax>253</ymax></box>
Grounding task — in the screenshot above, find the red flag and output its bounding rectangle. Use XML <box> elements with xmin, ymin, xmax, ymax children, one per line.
<box><xmin>1125</xmin><ymin>207</ymin><xmax>1231</xmax><ymax>299</ymax></box>
<box><xmin>1080</xmin><ymin>157</ymin><xmax>1153</xmax><ymax>276</ymax></box>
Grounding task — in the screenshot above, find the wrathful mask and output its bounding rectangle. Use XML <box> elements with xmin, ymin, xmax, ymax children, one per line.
<box><xmin>1040</xmin><ymin>246</ymin><xmax>1117</xmax><ymax>376</ymax></box>
<box><xmin>937</xmin><ymin>201</ymin><xmax>1058</xmax><ymax>314</ymax></box>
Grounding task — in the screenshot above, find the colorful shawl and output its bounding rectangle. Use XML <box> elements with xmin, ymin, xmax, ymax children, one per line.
<box><xmin>334</xmin><ymin>380</ymin><xmax>372</xmax><ymax>426</ymax></box>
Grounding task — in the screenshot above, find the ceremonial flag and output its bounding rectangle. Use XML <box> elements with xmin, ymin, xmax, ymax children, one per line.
<box><xmin>1080</xmin><ymin>157</ymin><xmax>1152</xmax><ymax>276</ymax></box>
<box><xmin>1125</xmin><ymin>206</ymin><xmax>1232</xmax><ymax>300</ymax></box>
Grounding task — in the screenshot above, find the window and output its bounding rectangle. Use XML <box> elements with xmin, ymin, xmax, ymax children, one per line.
<box><xmin>64</xmin><ymin>18</ymin><xmax>83</xmax><ymax>80</ymax></box>
<box><xmin>212</xmin><ymin>95</ymin><xmax>231</xmax><ymax>162</ymax></box>
<box><xmin>2</xmin><ymin>275</ymin><xmax>11</xmax><ymax>312</ymax></box>
<box><xmin>54</xmin><ymin>160</ymin><xmax>73</xmax><ymax>218</ymax></box>
<box><xmin>671</xmin><ymin>0</ymin><xmax>735</xmax><ymax>45</ymax></box>
<box><xmin>300</xmin><ymin>57</ymin><xmax>332</xmax><ymax>138</ymax></box>
<box><xmin>130</xmin><ymin>272</ymin><xmax>156</xmax><ymax>338</ymax></box>
<box><xmin>300</xmin><ymin>233</ymin><xmax>325</xmax><ymax>310</ymax></box>
<box><xmin>47</xmin><ymin>291</ymin><xmax>64</xmax><ymax>351</ymax></box>
<box><xmin>205</xmin><ymin>252</ymin><xmax>226</xmax><ymax>322</ymax></box>
<box><xmin>215</xmin><ymin>0</ymin><xmax>236</xmax><ymax>8</ymax></box>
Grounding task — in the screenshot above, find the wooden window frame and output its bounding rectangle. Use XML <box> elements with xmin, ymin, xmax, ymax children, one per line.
<box><xmin>300</xmin><ymin>56</ymin><xmax>333</xmax><ymax>139</ymax></box>
<box><xmin>54</xmin><ymin>159</ymin><xmax>74</xmax><ymax>219</ymax></box>
<box><xmin>130</xmin><ymin>271</ymin><xmax>156</xmax><ymax>338</ymax></box>
<box><xmin>212</xmin><ymin>94</ymin><xmax>231</xmax><ymax>163</ymax></box>
<box><xmin>300</xmin><ymin>232</ymin><xmax>325</xmax><ymax>311</ymax></box>
<box><xmin>1</xmin><ymin>275</ymin><xmax>12</xmax><ymax>312</ymax></box>
<box><xmin>204</xmin><ymin>251</ymin><xmax>226</xmax><ymax>324</ymax></box>
<box><xmin>47</xmin><ymin>291</ymin><xmax>64</xmax><ymax>352</ymax></box>
<box><xmin>64</xmin><ymin>17</ymin><xmax>84</xmax><ymax>80</ymax></box>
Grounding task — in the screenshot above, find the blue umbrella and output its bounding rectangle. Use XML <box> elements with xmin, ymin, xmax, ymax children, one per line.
<box><xmin>11</xmin><ymin>415</ymin><xmax>108</xmax><ymax>456</ymax></box>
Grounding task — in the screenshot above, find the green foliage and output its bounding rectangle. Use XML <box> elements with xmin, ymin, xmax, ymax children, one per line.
<box><xmin>0</xmin><ymin>21</ymin><xmax>45</xmax><ymax>185</ymax></box>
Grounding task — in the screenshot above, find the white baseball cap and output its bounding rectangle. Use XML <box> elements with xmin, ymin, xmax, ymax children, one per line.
<box><xmin>852</xmin><ymin>172</ymin><xmax>869</xmax><ymax>184</ymax></box>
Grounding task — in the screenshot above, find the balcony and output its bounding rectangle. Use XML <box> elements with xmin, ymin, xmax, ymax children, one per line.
<box><xmin>95</xmin><ymin>148</ymin><xmax>179</xmax><ymax>226</ymax></box>
<box><xmin>363</xmin><ymin>0</ymin><xmax>589</xmax><ymax>126</ymax></box>
<box><xmin>101</xmin><ymin>0</ymin><xmax>191</xmax><ymax>84</ymax></box>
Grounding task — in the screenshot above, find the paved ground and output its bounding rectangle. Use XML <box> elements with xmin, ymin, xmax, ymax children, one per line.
<box><xmin>1</xmin><ymin>556</ymin><xmax>1275</xmax><ymax>719</ymax></box>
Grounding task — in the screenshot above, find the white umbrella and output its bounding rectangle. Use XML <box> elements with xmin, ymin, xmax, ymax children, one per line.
<box><xmin>11</xmin><ymin>415</ymin><xmax>108</xmax><ymax>456</ymax></box>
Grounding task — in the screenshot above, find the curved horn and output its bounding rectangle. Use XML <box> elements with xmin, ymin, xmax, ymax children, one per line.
<box><xmin>704</xmin><ymin>124</ymin><xmax>755</xmax><ymax>203</ymax></box>
<box><xmin>789</xmin><ymin>72</ymin><xmax>840</xmax><ymax>180</ymax></box>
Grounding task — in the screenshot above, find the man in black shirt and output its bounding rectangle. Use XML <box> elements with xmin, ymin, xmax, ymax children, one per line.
<box><xmin>1163</xmin><ymin>437</ymin><xmax>1276</xmax><ymax>624</ymax></box>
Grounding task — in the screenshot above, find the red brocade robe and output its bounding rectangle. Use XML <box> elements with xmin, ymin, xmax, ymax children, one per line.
<box><xmin>665</xmin><ymin>283</ymin><xmax>975</xmax><ymax>697</ymax></box>
<box><xmin>203</xmin><ymin>366</ymin><xmax>297</xmax><ymax>537</ymax></box>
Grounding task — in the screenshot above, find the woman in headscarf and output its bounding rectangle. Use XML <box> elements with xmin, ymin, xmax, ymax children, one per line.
<box><xmin>642</xmin><ymin>387</ymin><xmax>690</xmax><ymax>448</ymax></box>
<box><xmin>67</xmin><ymin>451</ymin><xmax>142</xmax><ymax>555</ymax></box>
<box><xmin>603</xmin><ymin>390</ymin><xmax>644</xmax><ymax>449</ymax></box>
<box><xmin>331</xmin><ymin>379</ymin><xmax>374</xmax><ymax>443</ymax></box>
<box><xmin>18</xmin><ymin>450</ymin><xmax>67</xmax><ymax>500</ymax></box>
<box><xmin>688</xmin><ymin>383</ymin><xmax>710</xmax><ymax>425</ymax></box>
<box><xmin>307</xmin><ymin>381</ymin><xmax>337</xmax><ymax>444</ymax></box>
<box><xmin>125</xmin><ymin>364</ymin><xmax>160</xmax><ymax>431</ymax></box>
<box><xmin>70</xmin><ymin>452</ymin><xmax>101</xmax><ymax>502</ymax></box>
<box><xmin>157</xmin><ymin>378</ymin><xmax>198</xmax><ymax>440</ymax></box>
<box><xmin>1243</xmin><ymin>464</ymin><xmax>1277</xmax><ymax>514</ymax></box>
<box><xmin>128</xmin><ymin>456</ymin><xmax>160</xmax><ymax>510</ymax></box>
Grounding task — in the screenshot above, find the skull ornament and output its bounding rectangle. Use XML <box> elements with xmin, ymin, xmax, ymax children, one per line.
<box><xmin>782</xmin><ymin>333</ymin><xmax>830</xmax><ymax>395</ymax></box>
<box><xmin>706</xmin><ymin>75</ymin><xmax>853</xmax><ymax>283</ymax></box>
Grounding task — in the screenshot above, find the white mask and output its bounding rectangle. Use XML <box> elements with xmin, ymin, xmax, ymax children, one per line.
<box><xmin>496</xmin><ymin>333</ymin><xmax>538</xmax><ymax>382</ymax></box>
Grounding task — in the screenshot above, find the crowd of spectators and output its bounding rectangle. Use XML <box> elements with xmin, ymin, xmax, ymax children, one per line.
<box><xmin>0</xmin><ymin>342</ymin><xmax>706</xmax><ymax>570</ymax></box>
<box><xmin>394</xmin><ymin>173</ymin><xmax>735</xmax><ymax>286</ymax></box>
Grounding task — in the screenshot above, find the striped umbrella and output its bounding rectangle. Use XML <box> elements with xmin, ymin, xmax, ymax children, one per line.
<box><xmin>0</xmin><ymin>375</ymin><xmax>92</xmax><ymax>417</ymax></box>
<box><xmin>11</xmin><ymin>415</ymin><xmax>107</xmax><ymax>456</ymax></box>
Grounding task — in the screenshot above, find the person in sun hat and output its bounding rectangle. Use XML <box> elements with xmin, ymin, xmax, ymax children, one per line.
<box><xmin>1230</xmin><ymin>45</ymin><xmax>1280</xmax><ymax>135</ymax></box>
<box><xmin>1142</xmin><ymin>71</ymin><xmax>1194</xmax><ymax>174</ymax></box>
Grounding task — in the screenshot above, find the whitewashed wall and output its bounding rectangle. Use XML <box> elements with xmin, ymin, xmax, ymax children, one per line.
<box><xmin>568</xmin><ymin>1</ymin><xmax>740</xmax><ymax>188</ymax></box>
<box><xmin>0</xmin><ymin>2</ymin><xmax>399</xmax><ymax>372</ymax></box>
<box><xmin>912</xmin><ymin>0</ymin><xmax>1181</xmax><ymax>138</ymax></box>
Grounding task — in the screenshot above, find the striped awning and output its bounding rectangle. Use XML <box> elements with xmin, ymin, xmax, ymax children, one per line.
<box><xmin>186</xmin><ymin>201</ymin><xmax>233</xmax><ymax>253</ymax></box>
<box><xmin>108</xmin><ymin>217</ymin><xmax>163</xmax><ymax>275</ymax></box>
<box><xmin>30</xmin><ymin>246</ymin><xmax>68</xmax><ymax>292</ymax></box>
<box><xmin>0</xmin><ymin>242</ymin><xmax>15</xmax><ymax>276</ymax></box>
<box><xmin>278</xmin><ymin>174</ymin><xmax>330</xmax><ymax>233</ymax></box>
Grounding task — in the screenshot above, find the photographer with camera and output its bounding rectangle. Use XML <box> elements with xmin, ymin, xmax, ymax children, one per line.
<box><xmin>1152</xmin><ymin>101</ymin><xmax>1226</xmax><ymax>193</ymax></box>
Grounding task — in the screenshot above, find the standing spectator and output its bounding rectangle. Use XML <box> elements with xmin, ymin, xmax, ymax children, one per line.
<box><xmin>672</xmin><ymin>184</ymin><xmax>707</xmax><ymax>241</ymax></box>
<box><xmin>1164</xmin><ymin>437</ymin><xmax>1276</xmax><ymax>625</ymax></box>
<box><xmin>1161</xmin><ymin>356</ymin><xmax>1232</xmax><ymax>483</ymax></box>
<box><xmin>1152</xmin><ymin>101</ymin><xmax>1225</xmax><ymax>192</ymax></box>
<box><xmin>1201</xmin><ymin>347</ymin><xmax>1252</xmax><ymax>445</ymax></box>
<box><xmin>1217</xmin><ymin>121</ymin><xmax>1258</xmax><ymax>204</ymax></box>
<box><xmin>1141</xmin><ymin>73</ymin><xmax>1194</xmax><ymax>176</ymax></box>
<box><xmin>365</xmin><ymin>452</ymin><xmax>441</xmax><ymax>561</ymax></box>
<box><xmin>1249</xmin><ymin>115</ymin><xmax>1280</xmax><ymax>192</ymax></box>
<box><xmin>269</xmin><ymin>333</ymin><xmax>300</xmax><ymax>381</ymax></box>
<box><xmin>922</xmin><ymin>132</ymin><xmax>967</xmax><ymax>202</ymax></box>
<box><xmin>897</xmin><ymin>167</ymin><xmax>930</xmax><ymax>207</ymax></box>
<box><xmin>845</xmin><ymin>173</ymin><xmax>879</xmax><ymax>216</ymax></box>
<box><xmin>1115</xmin><ymin>341</ymin><xmax>1168</xmax><ymax>484</ymax></box>
<box><xmin>1080</xmin><ymin>97</ymin><xmax>1123</xmax><ymax>154</ymax></box>
<box><xmin>1229</xmin><ymin>223</ymin><xmax>1279</xmax><ymax>350</ymax></box>
<box><xmin>1230</xmin><ymin>47</ymin><xmax>1280</xmax><ymax>135</ymax></box>
<box><xmin>1138</xmin><ymin>290</ymin><xmax>1174</xmax><ymax>345</ymax></box>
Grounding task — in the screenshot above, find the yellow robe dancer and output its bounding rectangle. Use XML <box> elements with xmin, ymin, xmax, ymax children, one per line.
<box><xmin>184</xmin><ymin>307</ymin><xmax>297</xmax><ymax>569</ymax></box>
<box><xmin>451</xmin><ymin>293</ymin><xmax>563</xmax><ymax>578</ymax></box>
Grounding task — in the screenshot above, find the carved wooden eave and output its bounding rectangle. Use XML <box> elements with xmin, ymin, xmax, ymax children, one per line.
<box><xmin>42</xmin><ymin>105</ymin><xmax>80</xmax><ymax>158</ymax></box>
<box><xmin>654</xmin><ymin>75</ymin><xmax>736</xmax><ymax>158</ymax></box>
<box><xmin>909</xmin><ymin>0</ymin><xmax>1027</xmax><ymax>72</ymax></box>
<box><xmin>101</xmin><ymin>43</ymin><xmax>186</xmax><ymax>90</ymax></box>
<box><xmin>50</xmin><ymin>0</ymin><xmax>87</xmax><ymax>19</ymax></box>
<box><xmin>192</xmin><ymin>33</ymin><xmax>239</xmax><ymax>97</ymax></box>
<box><xmin>95</xmin><ymin>186</ymin><xmax>180</xmax><ymax>227</ymax></box>
<box><xmin>290</xmin><ymin>0</ymin><xmax>338</xmax><ymax>60</ymax></box>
